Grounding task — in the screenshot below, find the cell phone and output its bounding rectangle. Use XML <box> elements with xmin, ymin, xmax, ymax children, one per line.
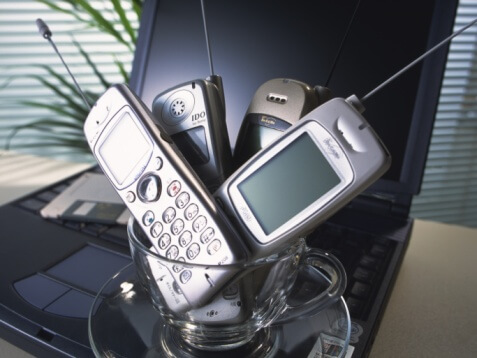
<box><xmin>215</xmin><ymin>97</ymin><xmax>391</xmax><ymax>258</ymax></box>
<box><xmin>233</xmin><ymin>78</ymin><xmax>331</xmax><ymax>167</ymax></box>
<box><xmin>151</xmin><ymin>75</ymin><xmax>233</xmax><ymax>191</ymax></box>
<box><xmin>83</xmin><ymin>84</ymin><xmax>246</xmax><ymax>307</ymax></box>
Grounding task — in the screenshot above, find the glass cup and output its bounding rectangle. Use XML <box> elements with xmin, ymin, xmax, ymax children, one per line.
<box><xmin>127</xmin><ymin>217</ymin><xmax>347</xmax><ymax>353</ymax></box>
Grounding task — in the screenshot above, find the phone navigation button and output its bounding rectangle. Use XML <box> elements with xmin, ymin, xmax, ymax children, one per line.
<box><xmin>137</xmin><ymin>174</ymin><xmax>161</xmax><ymax>202</ymax></box>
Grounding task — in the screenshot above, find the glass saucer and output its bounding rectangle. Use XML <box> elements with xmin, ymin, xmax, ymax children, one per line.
<box><xmin>89</xmin><ymin>263</ymin><xmax>351</xmax><ymax>358</ymax></box>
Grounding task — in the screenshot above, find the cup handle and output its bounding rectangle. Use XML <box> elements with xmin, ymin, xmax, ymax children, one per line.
<box><xmin>274</xmin><ymin>247</ymin><xmax>347</xmax><ymax>325</ymax></box>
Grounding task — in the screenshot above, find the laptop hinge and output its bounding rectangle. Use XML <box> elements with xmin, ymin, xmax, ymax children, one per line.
<box><xmin>348</xmin><ymin>191</ymin><xmax>412</xmax><ymax>219</ymax></box>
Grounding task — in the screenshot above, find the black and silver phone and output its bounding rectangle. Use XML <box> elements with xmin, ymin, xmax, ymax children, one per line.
<box><xmin>216</xmin><ymin>97</ymin><xmax>391</xmax><ymax>258</ymax></box>
<box><xmin>83</xmin><ymin>84</ymin><xmax>246</xmax><ymax>307</ymax></box>
<box><xmin>233</xmin><ymin>78</ymin><xmax>331</xmax><ymax>167</ymax></box>
<box><xmin>151</xmin><ymin>1</ymin><xmax>232</xmax><ymax>192</ymax></box>
<box><xmin>152</xmin><ymin>75</ymin><xmax>232</xmax><ymax>191</ymax></box>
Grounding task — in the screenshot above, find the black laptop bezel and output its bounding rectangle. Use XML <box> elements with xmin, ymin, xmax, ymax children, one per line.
<box><xmin>130</xmin><ymin>0</ymin><xmax>458</xmax><ymax>201</ymax></box>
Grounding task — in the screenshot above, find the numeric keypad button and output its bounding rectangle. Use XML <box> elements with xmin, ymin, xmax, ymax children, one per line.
<box><xmin>186</xmin><ymin>243</ymin><xmax>200</xmax><ymax>260</ymax></box>
<box><xmin>163</xmin><ymin>207</ymin><xmax>176</xmax><ymax>224</ymax></box>
<box><xmin>179</xmin><ymin>231</ymin><xmax>192</xmax><ymax>247</ymax></box>
<box><xmin>184</xmin><ymin>204</ymin><xmax>199</xmax><ymax>220</ymax></box>
<box><xmin>166</xmin><ymin>245</ymin><xmax>179</xmax><ymax>260</ymax></box>
<box><xmin>151</xmin><ymin>222</ymin><xmax>163</xmax><ymax>238</ymax></box>
<box><xmin>173</xmin><ymin>257</ymin><xmax>185</xmax><ymax>273</ymax></box>
<box><xmin>200</xmin><ymin>227</ymin><xmax>215</xmax><ymax>244</ymax></box>
<box><xmin>171</xmin><ymin>219</ymin><xmax>185</xmax><ymax>236</ymax></box>
<box><xmin>175</xmin><ymin>192</ymin><xmax>190</xmax><ymax>209</ymax></box>
<box><xmin>158</xmin><ymin>233</ymin><xmax>171</xmax><ymax>250</ymax></box>
<box><xmin>180</xmin><ymin>270</ymin><xmax>192</xmax><ymax>284</ymax></box>
<box><xmin>167</xmin><ymin>181</ymin><xmax>181</xmax><ymax>197</ymax></box>
<box><xmin>142</xmin><ymin>211</ymin><xmax>155</xmax><ymax>226</ymax></box>
<box><xmin>192</xmin><ymin>216</ymin><xmax>207</xmax><ymax>233</ymax></box>
<box><xmin>207</xmin><ymin>239</ymin><xmax>222</xmax><ymax>255</ymax></box>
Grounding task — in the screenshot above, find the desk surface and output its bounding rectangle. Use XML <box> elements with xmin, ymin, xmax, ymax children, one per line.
<box><xmin>1</xmin><ymin>151</ymin><xmax>476</xmax><ymax>358</ymax></box>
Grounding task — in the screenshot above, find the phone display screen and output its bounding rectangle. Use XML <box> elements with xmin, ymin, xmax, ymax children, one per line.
<box><xmin>171</xmin><ymin>126</ymin><xmax>209</xmax><ymax>165</ymax></box>
<box><xmin>99</xmin><ymin>112</ymin><xmax>152</xmax><ymax>185</ymax></box>
<box><xmin>238</xmin><ymin>133</ymin><xmax>341</xmax><ymax>234</ymax></box>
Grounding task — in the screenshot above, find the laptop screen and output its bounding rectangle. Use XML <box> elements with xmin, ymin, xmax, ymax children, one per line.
<box><xmin>130</xmin><ymin>0</ymin><xmax>456</xmax><ymax>195</ymax></box>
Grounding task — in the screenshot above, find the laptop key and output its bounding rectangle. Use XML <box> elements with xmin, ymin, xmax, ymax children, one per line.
<box><xmin>353</xmin><ymin>267</ymin><xmax>375</xmax><ymax>283</ymax></box>
<box><xmin>82</xmin><ymin>223</ymin><xmax>109</xmax><ymax>236</ymax></box>
<box><xmin>346</xmin><ymin>296</ymin><xmax>364</xmax><ymax>317</ymax></box>
<box><xmin>101</xmin><ymin>226</ymin><xmax>129</xmax><ymax>246</ymax></box>
<box><xmin>18</xmin><ymin>198</ymin><xmax>46</xmax><ymax>212</ymax></box>
<box><xmin>351</xmin><ymin>282</ymin><xmax>371</xmax><ymax>299</ymax></box>
<box><xmin>359</xmin><ymin>255</ymin><xmax>381</xmax><ymax>270</ymax></box>
<box><xmin>36</xmin><ymin>190</ymin><xmax>59</xmax><ymax>203</ymax></box>
<box><xmin>370</xmin><ymin>244</ymin><xmax>388</xmax><ymax>258</ymax></box>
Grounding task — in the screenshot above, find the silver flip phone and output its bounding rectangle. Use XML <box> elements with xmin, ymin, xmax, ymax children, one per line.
<box><xmin>215</xmin><ymin>97</ymin><xmax>391</xmax><ymax>258</ymax></box>
<box><xmin>233</xmin><ymin>78</ymin><xmax>331</xmax><ymax>167</ymax></box>
<box><xmin>84</xmin><ymin>84</ymin><xmax>246</xmax><ymax>307</ymax></box>
<box><xmin>152</xmin><ymin>75</ymin><xmax>233</xmax><ymax>191</ymax></box>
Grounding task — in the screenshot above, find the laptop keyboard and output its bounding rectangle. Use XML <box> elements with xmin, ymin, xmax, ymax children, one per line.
<box><xmin>307</xmin><ymin>223</ymin><xmax>396</xmax><ymax>321</ymax></box>
<box><xmin>15</xmin><ymin>178</ymin><xmax>129</xmax><ymax>248</ymax></box>
<box><xmin>16</xmin><ymin>177</ymin><xmax>395</xmax><ymax>321</ymax></box>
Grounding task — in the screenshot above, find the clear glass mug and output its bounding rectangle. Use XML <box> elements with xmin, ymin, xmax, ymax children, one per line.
<box><xmin>127</xmin><ymin>217</ymin><xmax>347</xmax><ymax>352</ymax></box>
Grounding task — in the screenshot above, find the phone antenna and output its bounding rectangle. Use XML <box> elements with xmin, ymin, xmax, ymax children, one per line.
<box><xmin>360</xmin><ymin>17</ymin><xmax>477</xmax><ymax>103</ymax></box>
<box><xmin>200</xmin><ymin>0</ymin><xmax>215</xmax><ymax>76</ymax></box>
<box><xmin>325</xmin><ymin>0</ymin><xmax>362</xmax><ymax>87</ymax></box>
<box><xmin>36</xmin><ymin>18</ymin><xmax>91</xmax><ymax>109</ymax></box>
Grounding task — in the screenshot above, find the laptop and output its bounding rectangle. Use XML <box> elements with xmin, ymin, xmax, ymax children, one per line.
<box><xmin>0</xmin><ymin>0</ymin><xmax>457</xmax><ymax>357</ymax></box>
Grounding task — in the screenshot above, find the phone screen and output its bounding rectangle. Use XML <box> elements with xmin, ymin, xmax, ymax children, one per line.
<box><xmin>98</xmin><ymin>112</ymin><xmax>152</xmax><ymax>185</ymax></box>
<box><xmin>237</xmin><ymin>133</ymin><xmax>341</xmax><ymax>234</ymax></box>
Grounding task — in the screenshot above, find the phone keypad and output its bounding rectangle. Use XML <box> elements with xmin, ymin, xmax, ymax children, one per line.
<box><xmin>200</xmin><ymin>228</ymin><xmax>214</xmax><ymax>244</ymax></box>
<box><xmin>207</xmin><ymin>239</ymin><xmax>222</xmax><ymax>255</ymax></box>
<box><xmin>184</xmin><ymin>204</ymin><xmax>199</xmax><ymax>220</ymax></box>
<box><xmin>166</xmin><ymin>245</ymin><xmax>179</xmax><ymax>260</ymax></box>
<box><xmin>137</xmin><ymin>163</ymin><xmax>233</xmax><ymax>301</ymax></box>
<box><xmin>171</xmin><ymin>219</ymin><xmax>184</xmax><ymax>235</ymax></box>
<box><xmin>180</xmin><ymin>270</ymin><xmax>192</xmax><ymax>284</ymax></box>
<box><xmin>192</xmin><ymin>216</ymin><xmax>207</xmax><ymax>233</ymax></box>
<box><xmin>176</xmin><ymin>192</ymin><xmax>190</xmax><ymax>209</ymax></box>
<box><xmin>143</xmin><ymin>211</ymin><xmax>155</xmax><ymax>226</ymax></box>
<box><xmin>179</xmin><ymin>231</ymin><xmax>193</xmax><ymax>247</ymax></box>
<box><xmin>167</xmin><ymin>181</ymin><xmax>181</xmax><ymax>197</ymax></box>
<box><xmin>163</xmin><ymin>207</ymin><xmax>176</xmax><ymax>223</ymax></box>
<box><xmin>159</xmin><ymin>233</ymin><xmax>171</xmax><ymax>250</ymax></box>
<box><xmin>151</xmin><ymin>222</ymin><xmax>163</xmax><ymax>238</ymax></box>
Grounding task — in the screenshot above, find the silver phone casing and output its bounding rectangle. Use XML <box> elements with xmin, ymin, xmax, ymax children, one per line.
<box><xmin>152</xmin><ymin>77</ymin><xmax>233</xmax><ymax>192</ymax></box>
<box><xmin>84</xmin><ymin>84</ymin><xmax>247</xmax><ymax>307</ymax></box>
<box><xmin>234</xmin><ymin>78</ymin><xmax>329</xmax><ymax>167</ymax></box>
<box><xmin>246</xmin><ymin>78</ymin><xmax>323</xmax><ymax>123</ymax></box>
<box><xmin>215</xmin><ymin>98</ymin><xmax>391</xmax><ymax>259</ymax></box>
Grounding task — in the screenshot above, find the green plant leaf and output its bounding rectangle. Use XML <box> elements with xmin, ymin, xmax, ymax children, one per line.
<box><xmin>76</xmin><ymin>0</ymin><xmax>133</xmax><ymax>50</ymax></box>
<box><xmin>114</xmin><ymin>57</ymin><xmax>130</xmax><ymax>83</ymax></box>
<box><xmin>132</xmin><ymin>0</ymin><xmax>143</xmax><ymax>20</ymax></box>
<box><xmin>111</xmin><ymin>0</ymin><xmax>137</xmax><ymax>44</ymax></box>
<box><xmin>21</xmin><ymin>77</ymin><xmax>88</xmax><ymax>119</ymax></box>
<box><xmin>73</xmin><ymin>40</ymin><xmax>111</xmax><ymax>89</ymax></box>
<box><xmin>7</xmin><ymin>118</ymin><xmax>84</xmax><ymax>131</ymax></box>
<box><xmin>36</xmin><ymin>0</ymin><xmax>88</xmax><ymax>24</ymax></box>
<box><xmin>5</xmin><ymin>122</ymin><xmax>86</xmax><ymax>151</ymax></box>
<box><xmin>20</xmin><ymin>100</ymin><xmax>86</xmax><ymax>122</ymax></box>
<box><xmin>36</xmin><ymin>65</ymin><xmax>91</xmax><ymax>112</ymax></box>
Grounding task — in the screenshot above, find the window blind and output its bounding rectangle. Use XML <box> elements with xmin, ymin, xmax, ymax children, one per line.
<box><xmin>410</xmin><ymin>0</ymin><xmax>477</xmax><ymax>228</ymax></box>
<box><xmin>0</xmin><ymin>0</ymin><xmax>138</xmax><ymax>162</ymax></box>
